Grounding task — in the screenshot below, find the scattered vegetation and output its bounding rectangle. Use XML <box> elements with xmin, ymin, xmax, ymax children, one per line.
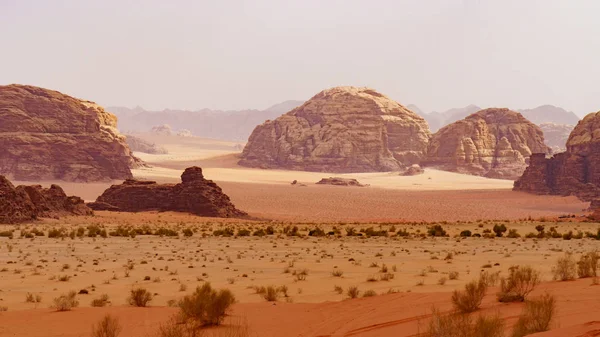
<box><xmin>497</xmin><ymin>266</ymin><xmax>540</xmax><ymax>302</ymax></box>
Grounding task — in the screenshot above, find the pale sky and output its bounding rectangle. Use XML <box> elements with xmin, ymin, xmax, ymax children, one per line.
<box><xmin>1</xmin><ymin>0</ymin><xmax>599</xmax><ymax>116</ymax></box>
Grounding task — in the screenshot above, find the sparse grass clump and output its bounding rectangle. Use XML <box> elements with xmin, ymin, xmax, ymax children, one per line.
<box><xmin>552</xmin><ymin>253</ymin><xmax>577</xmax><ymax>281</ymax></box>
<box><xmin>52</xmin><ymin>291</ymin><xmax>79</xmax><ymax>311</ymax></box>
<box><xmin>511</xmin><ymin>294</ymin><xmax>555</xmax><ymax>337</ymax></box>
<box><xmin>178</xmin><ymin>283</ymin><xmax>236</xmax><ymax>327</ymax></box>
<box><xmin>127</xmin><ymin>287</ymin><xmax>153</xmax><ymax>307</ymax></box>
<box><xmin>497</xmin><ymin>266</ymin><xmax>540</xmax><ymax>302</ymax></box>
<box><xmin>262</xmin><ymin>286</ymin><xmax>279</xmax><ymax>302</ymax></box>
<box><xmin>331</xmin><ymin>269</ymin><xmax>344</xmax><ymax>277</ymax></box>
<box><xmin>91</xmin><ymin>314</ymin><xmax>122</xmax><ymax>337</ymax></box>
<box><xmin>451</xmin><ymin>275</ymin><xmax>487</xmax><ymax>313</ymax></box>
<box><xmin>91</xmin><ymin>294</ymin><xmax>110</xmax><ymax>307</ymax></box>
<box><xmin>426</xmin><ymin>309</ymin><xmax>504</xmax><ymax>337</ymax></box>
<box><xmin>347</xmin><ymin>286</ymin><xmax>360</xmax><ymax>299</ymax></box>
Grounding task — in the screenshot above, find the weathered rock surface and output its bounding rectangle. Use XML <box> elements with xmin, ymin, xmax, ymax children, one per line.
<box><xmin>401</xmin><ymin>164</ymin><xmax>424</xmax><ymax>176</ymax></box>
<box><xmin>424</xmin><ymin>108</ymin><xmax>551</xmax><ymax>180</ymax></box>
<box><xmin>239</xmin><ymin>87</ymin><xmax>431</xmax><ymax>172</ymax></box>
<box><xmin>151</xmin><ymin>124</ymin><xmax>173</xmax><ymax>136</ymax></box>
<box><xmin>0</xmin><ymin>84</ymin><xmax>140</xmax><ymax>182</ymax></box>
<box><xmin>514</xmin><ymin>111</ymin><xmax>600</xmax><ymax>201</ymax></box>
<box><xmin>0</xmin><ymin>175</ymin><xmax>92</xmax><ymax>223</ymax></box>
<box><xmin>89</xmin><ymin>167</ymin><xmax>247</xmax><ymax>218</ymax></box>
<box><xmin>125</xmin><ymin>135</ymin><xmax>168</xmax><ymax>154</ymax></box>
<box><xmin>539</xmin><ymin>123</ymin><xmax>574</xmax><ymax>153</ymax></box>
<box><xmin>316</xmin><ymin>177</ymin><xmax>366</xmax><ymax>187</ymax></box>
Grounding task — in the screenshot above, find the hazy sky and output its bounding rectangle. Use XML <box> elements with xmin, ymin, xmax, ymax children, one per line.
<box><xmin>1</xmin><ymin>0</ymin><xmax>599</xmax><ymax>116</ymax></box>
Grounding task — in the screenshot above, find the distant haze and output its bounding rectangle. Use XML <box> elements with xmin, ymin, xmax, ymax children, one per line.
<box><xmin>1</xmin><ymin>0</ymin><xmax>599</xmax><ymax>117</ymax></box>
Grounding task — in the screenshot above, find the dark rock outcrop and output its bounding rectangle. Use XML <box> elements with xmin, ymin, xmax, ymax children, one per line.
<box><xmin>89</xmin><ymin>167</ymin><xmax>247</xmax><ymax>218</ymax></box>
<box><xmin>0</xmin><ymin>84</ymin><xmax>140</xmax><ymax>182</ymax></box>
<box><xmin>514</xmin><ymin>111</ymin><xmax>600</xmax><ymax>201</ymax></box>
<box><xmin>424</xmin><ymin>108</ymin><xmax>551</xmax><ymax>180</ymax></box>
<box><xmin>0</xmin><ymin>175</ymin><xmax>92</xmax><ymax>223</ymax></box>
<box><xmin>316</xmin><ymin>177</ymin><xmax>366</xmax><ymax>187</ymax></box>
<box><xmin>239</xmin><ymin>86</ymin><xmax>431</xmax><ymax>173</ymax></box>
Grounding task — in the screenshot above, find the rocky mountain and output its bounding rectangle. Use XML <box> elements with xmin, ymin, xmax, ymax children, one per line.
<box><xmin>88</xmin><ymin>167</ymin><xmax>247</xmax><ymax>218</ymax></box>
<box><xmin>517</xmin><ymin>105</ymin><xmax>580</xmax><ymax>125</ymax></box>
<box><xmin>0</xmin><ymin>175</ymin><xmax>92</xmax><ymax>223</ymax></box>
<box><xmin>107</xmin><ymin>100</ymin><xmax>304</xmax><ymax>142</ymax></box>
<box><xmin>514</xmin><ymin>111</ymin><xmax>600</xmax><ymax>201</ymax></box>
<box><xmin>239</xmin><ymin>86</ymin><xmax>431</xmax><ymax>172</ymax></box>
<box><xmin>538</xmin><ymin>123</ymin><xmax>575</xmax><ymax>153</ymax></box>
<box><xmin>423</xmin><ymin>108</ymin><xmax>550</xmax><ymax>180</ymax></box>
<box><xmin>0</xmin><ymin>85</ymin><xmax>140</xmax><ymax>182</ymax></box>
<box><xmin>125</xmin><ymin>135</ymin><xmax>168</xmax><ymax>154</ymax></box>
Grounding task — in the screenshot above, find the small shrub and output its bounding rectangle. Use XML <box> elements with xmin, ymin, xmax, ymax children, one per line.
<box><xmin>493</xmin><ymin>224</ymin><xmax>507</xmax><ymax>237</ymax></box>
<box><xmin>347</xmin><ymin>286</ymin><xmax>360</xmax><ymax>299</ymax></box>
<box><xmin>428</xmin><ymin>225</ymin><xmax>447</xmax><ymax>237</ymax></box>
<box><xmin>511</xmin><ymin>294</ymin><xmax>555</xmax><ymax>337</ymax></box>
<box><xmin>427</xmin><ymin>309</ymin><xmax>504</xmax><ymax>337</ymax></box>
<box><xmin>262</xmin><ymin>286</ymin><xmax>279</xmax><ymax>302</ymax></box>
<box><xmin>497</xmin><ymin>266</ymin><xmax>540</xmax><ymax>302</ymax></box>
<box><xmin>362</xmin><ymin>290</ymin><xmax>377</xmax><ymax>297</ymax></box>
<box><xmin>460</xmin><ymin>230</ymin><xmax>472</xmax><ymax>237</ymax></box>
<box><xmin>577</xmin><ymin>251</ymin><xmax>599</xmax><ymax>278</ymax></box>
<box><xmin>451</xmin><ymin>276</ymin><xmax>487</xmax><ymax>313</ymax></box>
<box><xmin>91</xmin><ymin>294</ymin><xmax>110</xmax><ymax>307</ymax></box>
<box><xmin>91</xmin><ymin>314</ymin><xmax>122</xmax><ymax>337</ymax></box>
<box><xmin>334</xmin><ymin>285</ymin><xmax>343</xmax><ymax>294</ymax></box>
<box><xmin>449</xmin><ymin>271</ymin><xmax>459</xmax><ymax>280</ymax></box>
<box><xmin>52</xmin><ymin>291</ymin><xmax>79</xmax><ymax>311</ymax></box>
<box><xmin>331</xmin><ymin>269</ymin><xmax>344</xmax><ymax>277</ymax></box>
<box><xmin>127</xmin><ymin>287</ymin><xmax>153</xmax><ymax>307</ymax></box>
<box><xmin>178</xmin><ymin>283</ymin><xmax>236</xmax><ymax>327</ymax></box>
<box><xmin>552</xmin><ymin>253</ymin><xmax>577</xmax><ymax>281</ymax></box>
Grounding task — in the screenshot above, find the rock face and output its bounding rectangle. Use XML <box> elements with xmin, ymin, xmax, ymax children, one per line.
<box><xmin>125</xmin><ymin>135</ymin><xmax>168</xmax><ymax>154</ymax></box>
<box><xmin>0</xmin><ymin>175</ymin><xmax>92</xmax><ymax>223</ymax></box>
<box><xmin>151</xmin><ymin>124</ymin><xmax>173</xmax><ymax>136</ymax></box>
<box><xmin>0</xmin><ymin>85</ymin><xmax>140</xmax><ymax>182</ymax></box>
<box><xmin>539</xmin><ymin>123</ymin><xmax>575</xmax><ymax>153</ymax></box>
<box><xmin>316</xmin><ymin>177</ymin><xmax>365</xmax><ymax>187</ymax></box>
<box><xmin>239</xmin><ymin>87</ymin><xmax>431</xmax><ymax>172</ymax></box>
<box><xmin>424</xmin><ymin>108</ymin><xmax>551</xmax><ymax>180</ymax></box>
<box><xmin>514</xmin><ymin>111</ymin><xmax>600</xmax><ymax>201</ymax></box>
<box><xmin>89</xmin><ymin>167</ymin><xmax>247</xmax><ymax>218</ymax></box>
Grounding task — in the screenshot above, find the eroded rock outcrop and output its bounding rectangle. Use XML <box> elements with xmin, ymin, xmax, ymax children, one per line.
<box><xmin>423</xmin><ymin>108</ymin><xmax>550</xmax><ymax>180</ymax></box>
<box><xmin>401</xmin><ymin>164</ymin><xmax>424</xmax><ymax>176</ymax></box>
<box><xmin>0</xmin><ymin>175</ymin><xmax>92</xmax><ymax>223</ymax></box>
<box><xmin>151</xmin><ymin>124</ymin><xmax>173</xmax><ymax>136</ymax></box>
<box><xmin>0</xmin><ymin>85</ymin><xmax>140</xmax><ymax>182</ymax></box>
<box><xmin>125</xmin><ymin>135</ymin><xmax>168</xmax><ymax>154</ymax></box>
<box><xmin>239</xmin><ymin>87</ymin><xmax>431</xmax><ymax>172</ymax></box>
<box><xmin>539</xmin><ymin>123</ymin><xmax>574</xmax><ymax>153</ymax></box>
<box><xmin>514</xmin><ymin>111</ymin><xmax>600</xmax><ymax>201</ymax></box>
<box><xmin>89</xmin><ymin>167</ymin><xmax>247</xmax><ymax>218</ymax></box>
<box><xmin>316</xmin><ymin>177</ymin><xmax>366</xmax><ymax>187</ymax></box>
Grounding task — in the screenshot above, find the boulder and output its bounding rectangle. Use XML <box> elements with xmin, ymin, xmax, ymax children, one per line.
<box><xmin>89</xmin><ymin>167</ymin><xmax>247</xmax><ymax>218</ymax></box>
<box><xmin>125</xmin><ymin>135</ymin><xmax>168</xmax><ymax>154</ymax></box>
<box><xmin>239</xmin><ymin>86</ymin><xmax>431</xmax><ymax>173</ymax></box>
<box><xmin>0</xmin><ymin>84</ymin><xmax>140</xmax><ymax>182</ymax></box>
<box><xmin>316</xmin><ymin>177</ymin><xmax>366</xmax><ymax>187</ymax></box>
<box><xmin>401</xmin><ymin>164</ymin><xmax>424</xmax><ymax>176</ymax></box>
<box><xmin>0</xmin><ymin>175</ymin><xmax>92</xmax><ymax>223</ymax></box>
<box><xmin>423</xmin><ymin>108</ymin><xmax>551</xmax><ymax>180</ymax></box>
<box><xmin>514</xmin><ymin>111</ymin><xmax>600</xmax><ymax>201</ymax></box>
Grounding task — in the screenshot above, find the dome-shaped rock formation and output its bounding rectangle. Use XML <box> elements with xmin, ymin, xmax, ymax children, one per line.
<box><xmin>514</xmin><ymin>111</ymin><xmax>600</xmax><ymax>201</ymax></box>
<box><xmin>423</xmin><ymin>108</ymin><xmax>550</xmax><ymax>180</ymax></box>
<box><xmin>88</xmin><ymin>167</ymin><xmax>247</xmax><ymax>218</ymax></box>
<box><xmin>0</xmin><ymin>85</ymin><xmax>140</xmax><ymax>182</ymax></box>
<box><xmin>239</xmin><ymin>86</ymin><xmax>431</xmax><ymax>173</ymax></box>
<box><xmin>0</xmin><ymin>175</ymin><xmax>92</xmax><ymax>223</ymax></box>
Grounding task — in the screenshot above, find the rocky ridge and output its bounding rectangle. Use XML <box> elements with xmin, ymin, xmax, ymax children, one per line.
<box><xmin>88</xmin><ymin>167</ymin><xmax>247</xmax><ymax>218</ymax></box>
<box><xmin>0</xmin><ymin>84</ymin><xmax>140</xmax><ymax>182</ymax></box>
<box><xmin>424</xmin><ymin>108</ymin><xmax>550</xmax><ymax>180</ymax></box>
<box><xmin>239</xmin><ymin>86</ymin><xmax>431</xmax><ymax>173</ymax></box>
<box><xmin>0</xmin><ymin>175</ymin><xmax>92</xmax><ymax>223</ymax></box>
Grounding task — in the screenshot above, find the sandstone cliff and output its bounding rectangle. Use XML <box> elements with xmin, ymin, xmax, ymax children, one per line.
<box><xmin>0</xmin><ymin>175</ymin><xmax>92</xmax><ymax>223</ymax></box>
<box><xmin>239</xmin><ymin>87</ymin><xmax>431</xmax><ymax>172</ymax></box>
<box><xmin>514</xmin><ymin>111</ymin><xmax>600</xmax><ymax>201</ymax></box>
<box><xmin>0</xmin><ymin>85</ymin><xmax>140</xmax><ymax>182</ymax></box>
<box><xmin>539</xmin><ymin>123</ymin><xmax>574</xmax><ymax>153</ymax></box>
<box><xmin>424</xmin><ymin>108</ymin><xmax>550</xmax><ymax>180</ymax></box>
<box><xmin>88</xmin><ymin>167</ymin><xmax>247</xmax><ymax>218</ymax></box>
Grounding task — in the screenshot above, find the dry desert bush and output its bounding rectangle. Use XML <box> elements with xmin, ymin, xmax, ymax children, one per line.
<box><xmin>128</xmin><ymin>287</ymin><xmax>153</xmax><ymax>307</ymax></box>
<box><xmin>511</xmin><ymin>293</ymin><xmax>556</xmax><ymax>337</ymax></box>
<box><xmin>425</xmin><ymin>309</ymin><xmax>504</xmax><ymax>337</ymax></box>
<box><xmin>552</xmin><ymin>253</ymin><xmax>577</xmax><ymax>281</ymax></box>
<box><xmin>52</xmin><ymin>291</ymin><xmax>79</xmax><ymax>311</ymax></box>
<box><xmin>178</xmin><ymin>283</ymin><xmax>236</xmax><ymax>327</ymax></box>
<box><xmin>497</xmin><ymin>266</ymin><xmax>540</xmax><ymax>302</ymax></box>
<box><xmin>577</xmin><ymin>250</ymin><xmax>599</xmax><ymax>278</ymax></box>
<box><xmin>91</xmin><ymin>314</ymin><xmax>122</xmax><ymax>337</ymax></box>
<box><xmin>451</xmin><ymin>275</ymin><xmax>487</xmax><ymax>313</ymax></box>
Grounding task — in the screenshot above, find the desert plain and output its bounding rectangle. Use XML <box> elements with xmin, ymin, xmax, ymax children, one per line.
<box><xmin>1</xmin><ymin>135</ymin><xmax>599</xmax><ymax>337</ymax></box>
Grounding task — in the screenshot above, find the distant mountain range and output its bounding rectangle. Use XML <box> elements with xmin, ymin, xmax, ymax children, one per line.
<box><xmin>107</xmin><ymin>100</ymin><xmax>304</xmax><ymax>142</ymax></box>
<box><xmin>409</xmin><ymin>104</ymin><xmax>580</xmax><ymax>132</ymax></box>
<box><xmin>109</xmin><ymin>99</ymin><xmax>580</xmax><ymax>143</ymax></box>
